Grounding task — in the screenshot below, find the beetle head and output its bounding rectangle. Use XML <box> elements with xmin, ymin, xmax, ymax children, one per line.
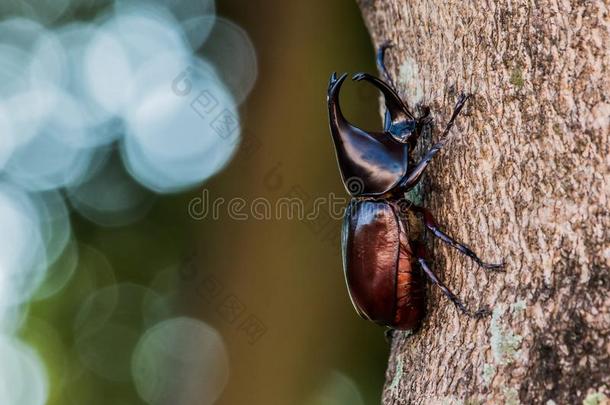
<box><xmin>327</xmin><ymin>72</ymin><xmax>410</xmax><ymax>197</ymax></box>
<box><xmin>386</xmin><ymin>120</ymin><xmax>417</xmax><ymax>143</ymax></box>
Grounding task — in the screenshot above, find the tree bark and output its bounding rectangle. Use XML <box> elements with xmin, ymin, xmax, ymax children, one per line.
<box><xmin>356</xmin><ymin>1</ymin><xmax>610</xmax><ymax>404</ymax></box>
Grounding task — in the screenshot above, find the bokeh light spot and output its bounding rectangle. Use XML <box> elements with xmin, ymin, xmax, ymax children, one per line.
<box><xmin>131</xmin><ymin>317</ymin><xmax>229</xmax><ymax>405</ymax></box>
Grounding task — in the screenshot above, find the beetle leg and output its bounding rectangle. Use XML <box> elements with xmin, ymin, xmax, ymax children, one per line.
<box><xmin>399</xmin><ymin>136</ymin><xmax>444</xmax><ymax>189</ymax></box>
<box><xmin>411</xmin><ymin>205</ymin><xmax>504</xmax><ymax>270</ymax></box>
<box><xmin>376</xmin><ymin>42</ymin><xmax>432</xmax><ymax>141</ymax></box>
<box><xmin>376</xmin><ymin>40</ymin><xmax>396</xmax><ymax>90</ymax></box>
<box><xmin>399</xmin><ymin>94</ymin><xmax>470</xmax><ymax>189</ymax></box>
<box><xmin>412</xmin><ymin>242</ymin><xmax>490</xmax><ymax>318</ymax></box>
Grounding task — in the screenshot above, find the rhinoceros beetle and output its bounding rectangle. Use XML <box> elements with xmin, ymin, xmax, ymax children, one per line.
<box><xmin>327</xmin><ymin>42</ymin><xmax>502</xmax><ymax>331</ymax></box>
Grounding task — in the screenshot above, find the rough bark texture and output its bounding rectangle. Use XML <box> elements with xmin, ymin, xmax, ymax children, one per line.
<box><xmin>356</xmin><ymin>1</ymin><xmax>610</xmax><ymax>404</ymax></box>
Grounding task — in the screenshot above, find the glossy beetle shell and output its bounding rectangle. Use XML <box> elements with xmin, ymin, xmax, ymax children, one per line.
<box><xmin>342</xmin><ymin>200</ymin><xmax>426</xmax><ymax>330</ymax></box>
<box><xmin>328</xmin><ymin>53</ymin><xmax>500</xmax><ymax>329</ymax></box>
<box><xmin>328</xmin><ymin>73</ymin><xmax>412</xmax><ymax>197</ymax></box>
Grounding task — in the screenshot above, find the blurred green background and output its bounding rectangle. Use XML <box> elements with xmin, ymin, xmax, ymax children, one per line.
<box><xmin>15</xmin><ymin>0</ymin><xmax>390</xmax><ymax>404</ymax></box>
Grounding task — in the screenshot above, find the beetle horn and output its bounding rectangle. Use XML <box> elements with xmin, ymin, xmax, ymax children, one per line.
<box><xmin>352</xmin><ymin>72</ymin><xmax>415</xmax><ymax>130</ymax></box>
<box><xmin>327</xmin><ymin>71</ymin><xmax>339</xmax><ymax>95</ymax></box>
<box><xmin>327</xmin><ymin>72</ymin><xmax>348</xmax><ymax>125</ymax></box>
<box><xmin>327</xmin><ymin>72</ymin><xmax>363</xmax><ymax>151</ymax></box>
<box><xmin>327</xmin><ymin>72</ymin><xmax>409</xmax><ymax>196</ymax></box>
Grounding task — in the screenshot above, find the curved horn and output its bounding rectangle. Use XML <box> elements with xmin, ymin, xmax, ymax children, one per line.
<box><xmin>327</xmin><ymin>72</ymin><xmax>350</xmax><ymax>132</ymax></box>
<box><xmin>352</xmin><ymin>72</ymin><xmax>415</xmax><ymax>129</ymax></box>
<box><xmin>326</xmin><ymin>72</ymin><xmax>409</xmax><ymax>197</ymax></box>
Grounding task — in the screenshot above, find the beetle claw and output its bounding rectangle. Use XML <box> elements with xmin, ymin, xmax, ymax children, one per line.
<box><xmin>457</xmin><ymin>92</ymin><xmax>471</xmax><ymax>106</ymax></box>
<box><xmin>481</xmin><ymin>260</ymin><xmax>505</xmax><ymax>271</ymax></box>
<box><xmin>455</xmin><ymin>301</ymin><xmax>492</xmax><ymax>319</ymax></box>
<box><xmin>379</xmin><ymin>40</ymin><xmax>394</xmax><ymax>50</ymax></box>
<box><xmin>472</xmin><ymin>307</ymin><xmax>492</xmax><ymax>318</ymax></box>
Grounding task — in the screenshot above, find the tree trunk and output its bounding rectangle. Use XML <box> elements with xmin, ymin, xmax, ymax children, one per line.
<box><xmin>356</xmin><ymin>1</ymin><xmax>610</xmax><ymax>404</ymax></box>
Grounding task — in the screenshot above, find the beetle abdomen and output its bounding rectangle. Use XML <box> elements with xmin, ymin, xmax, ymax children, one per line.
<box><xmin>342</xmin><ymin>200</ymin><xmax>398</xmax><ymax>324</ymax></box>
<box><xmin>342</xmin><ymin>200</ymin><xmax>425</xmax><ymax>330</ymax></box>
